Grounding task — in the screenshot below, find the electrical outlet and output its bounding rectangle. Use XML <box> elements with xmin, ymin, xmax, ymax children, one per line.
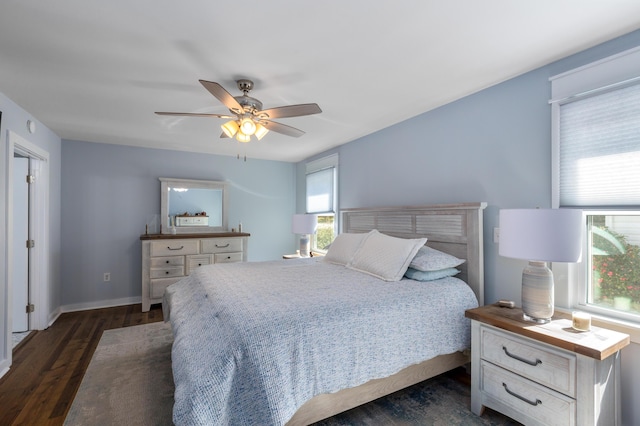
<box><xmin>104</xmin><ymin>272</ymin><xmax>111</xmax><ymax>282</ymax></box>
<box><xmin>493</xmin><ymin>227</ymin><xmax>500</xmax><ymax>244</ymax></box>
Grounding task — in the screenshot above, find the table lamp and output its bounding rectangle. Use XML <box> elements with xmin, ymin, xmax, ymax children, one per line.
<box><xmin>292</xmin><ymin>214</ymin><xmax>317</xmax><ymax>257</ymax></box>
<box><xmin>499</xmin><ymin>208</ymin><xmax>583</xmax><ymax>323</ymax></box>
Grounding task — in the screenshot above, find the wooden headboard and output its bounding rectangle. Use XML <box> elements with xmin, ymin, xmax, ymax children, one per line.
<box><xmin>342</xmin><ymin>202</ymin><xmax>486</xmax><ymax>305</ymax></box>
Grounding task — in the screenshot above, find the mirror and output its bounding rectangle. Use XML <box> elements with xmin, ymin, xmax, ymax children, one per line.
<box><xmin>160</xmin><ymin>178</ymin><xmax>228</xmax><ymax>234</ymax></box>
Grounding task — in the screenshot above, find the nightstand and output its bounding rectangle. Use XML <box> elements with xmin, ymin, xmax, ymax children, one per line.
<box><xmin>465</xmin><ymin>305</ymin><xmax>630</xmax><ymax>426</ymax></box>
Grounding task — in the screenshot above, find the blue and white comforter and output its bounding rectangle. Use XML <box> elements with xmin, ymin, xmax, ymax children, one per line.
<box><xmin>164</xmin><ymin>258</ymin><xmax>478</xmax><ymax>425</ymax></box>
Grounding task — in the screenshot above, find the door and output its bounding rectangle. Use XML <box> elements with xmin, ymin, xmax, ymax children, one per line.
<box><xmin>12</xmin><ymin>155</ymin><xmax>29</xmax><ymax>332</ymax></box>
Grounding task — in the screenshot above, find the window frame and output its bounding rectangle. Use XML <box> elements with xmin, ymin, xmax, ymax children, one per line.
<box><xmin>305</xmin><ymin>154</ymin><xmax>338</xmax><ymax>253</ymax></box>
<box><xmin>551</xmin><ymin>46</ymin><xmax>640</xmax><ymax>325</ymax></box>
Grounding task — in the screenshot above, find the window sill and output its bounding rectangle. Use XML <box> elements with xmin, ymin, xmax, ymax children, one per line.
<box><xmin>555</xmin><ymin>307</ymin><xmax>640</xmax><ymax>344</ymax></box>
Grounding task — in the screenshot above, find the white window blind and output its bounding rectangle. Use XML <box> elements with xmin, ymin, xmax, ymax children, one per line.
<box><xmin>306</xmin><ymin>167</ymin><xmax>334</xmax><ymax>213</ymax></box>
<box><xmin>559</xmin><ymin>83</ymin><xmax>640</xmax><ymax>207</ymax></box>
<box><xmin>305</xmin><ymin>154</ymin><xmax>338</xmax><ymax>214</ymax></box>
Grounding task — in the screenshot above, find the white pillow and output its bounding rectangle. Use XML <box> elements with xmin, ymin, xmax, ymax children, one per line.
<box><xmin>323</xmin><ymin>232</ymin><xmax>370</xmax><ymax>265</ymax></box>
<box><xmin>409</xmin><ymin>246</ymin><xmax>465</xmax><ymax>271</ymax></box>
<box><xmin>347</xmin><ymin>230</ymin><xmax>427</xmax><ymax>282</ymax></box>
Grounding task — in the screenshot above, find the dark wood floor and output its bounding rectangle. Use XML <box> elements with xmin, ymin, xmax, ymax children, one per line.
<box><xmin>0</xmin><ymin>304</ymin><xmax>163</xmax><ymax>426</ymax></box>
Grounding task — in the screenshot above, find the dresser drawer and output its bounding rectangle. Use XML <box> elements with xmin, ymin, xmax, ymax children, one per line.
<box><xmin>214</xmin><ymin>252</ymin><xmax>243</xmax><ymax>263</ymax></box>
<box><xmin>481</xmin><ymin>326</ymin><xmax>575</xmax><ymax>396</ymax></box>
<box><xmin>150</xmin><ymin>265</ymin><xmax>184</xmax><ymax>279</ymax></box>
<box><xmin>186</xmin><ymin>254</ymin><xmax>214</xmax><ymax>274</ymax></box>
<box><xmin>481</xmin><ymin>361</ymin><xmax>575</xmax><ymax>426</ymax></box>
<box><xmin>150</xmin><ymin>277</ymin><xmax>183</xmax><ymax>299</ymax></box>
<box><xmin>150</xmin><ymin>256</ymin><xmax>185</xmax><ymax>267</ymax></box>
<box><xmin>150</xmin><ymin>240</ymin><xmax>199</xmax><ymax>257</ymax></box>
<box><xmin>201</xmin><ymin>238</ymin><xmax>243</xmax><ymax>254</ymax></box>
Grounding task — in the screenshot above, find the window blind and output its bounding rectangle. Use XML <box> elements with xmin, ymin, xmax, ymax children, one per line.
<box><xmin>559</xmin><ymin>82</ymin><xmax>640</xmax><ymax>207</ymax></box>
<box><xmin>306</xmin><ymin>167</ymin><xmax>334</xmax><ymax>213</ymax></box>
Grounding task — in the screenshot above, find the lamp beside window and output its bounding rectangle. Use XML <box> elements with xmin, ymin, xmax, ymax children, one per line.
<box><xmin>499</xmin><ymin>208</ymin><xmax>583</xmax><ymax>323</ymax></box>
<box><xmin>292</xmin><ymin>214</ymin><xmax>317</xmax><ymax>257</ymax></box>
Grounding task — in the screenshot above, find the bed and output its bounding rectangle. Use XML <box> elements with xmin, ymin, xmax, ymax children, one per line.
<box><xmin>163</xmin><ymin>202</ymin><xmax>486</xmax><ymax>425</ymax></box>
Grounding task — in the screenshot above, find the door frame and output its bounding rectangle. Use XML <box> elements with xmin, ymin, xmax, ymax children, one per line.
<box><xmin>3</xmin><ymin>130</ymin><xmax>49</xmax><ymax>366</ymax></box>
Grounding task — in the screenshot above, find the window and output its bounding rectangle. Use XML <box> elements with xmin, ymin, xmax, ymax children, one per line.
<box><xmin>305</xmin><ymin>154</ymin><xmax>338</xmax><ymax>253</ymax></box>
<box><xmin>551</xmin><ymin>46</ymin><xmax>640</xmax><ymax>322</ymax></box>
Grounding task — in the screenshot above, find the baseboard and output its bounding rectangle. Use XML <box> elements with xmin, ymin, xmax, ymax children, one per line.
<box><xmin>0</xmin><ymin>359</ymin><xmax>10</xmax><ymax>380</ymax></box>
<box><xmin>60</xmin><ymin>296</ymin><xmax>142</xmax><ymax>313</ymax></box>
<box><xmin>47</xmin><ymin>307</ymin><xmax>62</xmax><ymax>328</ymax></box>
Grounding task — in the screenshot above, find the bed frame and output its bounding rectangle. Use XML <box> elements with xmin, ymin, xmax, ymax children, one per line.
<box><xmin>286</xmin><ymin>202</ymin><xmax>486</xmax><ymax>425</ymax></box>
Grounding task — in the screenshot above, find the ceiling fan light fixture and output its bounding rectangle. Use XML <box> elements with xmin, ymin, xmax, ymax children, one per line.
<box><xmin>236</xmin><ymin>131</ymin><xmax>251</xmax><ymax>143</ymax></box>
<box><xmin>254</xmin><ymin>123</ymin><xmax>269</xmax><ymax>140</ymax></box>
<box><xmin>221</xmin><ymin>120</ymin><xmax>239</xmax><ymax>138</ymax></box>
<box><xmin>240</xmin><ymin>117</ymin><xmax>256</xmax><ymax>136</ymax></box>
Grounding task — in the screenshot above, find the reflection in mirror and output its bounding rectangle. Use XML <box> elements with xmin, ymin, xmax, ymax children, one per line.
<box><xmin>160</xmin><ymin>178</ymin><xmax>228</xmax><ymax>234</ymax></box>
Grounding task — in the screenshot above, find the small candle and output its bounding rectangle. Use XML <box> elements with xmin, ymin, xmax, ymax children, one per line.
<box><xmin>572</xmin><ymin>311</ymin><xmax>591</xmax><ymax>331</ymax></box>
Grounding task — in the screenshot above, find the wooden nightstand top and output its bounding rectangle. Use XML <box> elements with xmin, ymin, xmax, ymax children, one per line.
<box><xmin>466</xmin><ymin>304</ymin><xmax>630</xmax><ymax>361</ymax></box>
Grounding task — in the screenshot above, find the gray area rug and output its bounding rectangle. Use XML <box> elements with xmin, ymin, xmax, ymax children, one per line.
<box><xmin>64</xmin><ymin>322</ymin><xmax>175</xmax><ymax>426</ymax></box>
<box><xmin>65</xmin><ymin>322</ymin><xmax>518</xmax><ymax>426</ymax></box>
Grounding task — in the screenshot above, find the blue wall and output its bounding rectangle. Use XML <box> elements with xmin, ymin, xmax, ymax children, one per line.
<box><xmin>297</xmin><ymin>29</ymin><xmax>640</xmax><ymax>425</ymax></box>
<box><xmin>60</xmin><ymin>140</ymin><xmax>297</xmax><ymax>306</ymax></box>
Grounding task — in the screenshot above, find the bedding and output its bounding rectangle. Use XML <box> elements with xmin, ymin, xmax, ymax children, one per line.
<box><xmin>164</xmin><ymin>257</ymin><xmax>478</xmax><ymax>425</ymax></box>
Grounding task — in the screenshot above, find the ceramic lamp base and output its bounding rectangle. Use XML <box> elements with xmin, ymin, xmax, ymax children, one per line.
<box><xmin>299</xmin><ymin>235</ymin><xmax>310</xmax><ymax>257</ymax></box>
<box><xmin>521</xmin><ymin>261</ymin><xmax>554</xmax><ymax>323</ymax></box>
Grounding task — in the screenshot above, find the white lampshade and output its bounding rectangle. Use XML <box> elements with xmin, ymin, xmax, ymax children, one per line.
<box><xmin>292</xmin><ymin>214</ymin><xmax>317</xmax><ymax>235</ymax></box>
<box><xmin>292</xmin><ymin>214</ymin><xmax>317</xmax><ymax>257</ymax></box>
<box><xmin>499</xmin><ymin>209</ymin><xmax>583</xmax><ymax>262</ymax></box>
<box><xmin>499</xmin><ymin>208</ymin><xmax>583</xmax><ymax>323</ymax></box>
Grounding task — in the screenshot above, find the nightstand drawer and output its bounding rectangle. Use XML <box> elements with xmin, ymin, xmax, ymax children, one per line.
<box><xmin>481</xmin><ymin>326</ymin><xmax>575</xmax><ymax>396</ymax></box>
<box><xmin>481</xmin><ymin>361</ymin><xmax>575</xmax><ymax>426</ymax></box>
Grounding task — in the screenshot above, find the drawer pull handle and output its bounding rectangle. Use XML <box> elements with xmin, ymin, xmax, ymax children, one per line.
<box><xmin>167</xmin><ymin>246</ymin><xmax>184</xmax><ymax>251</ymax></box>
<box><xmin>166</xmin><ymin>260</ymin><xmax>170</xmax><ymax>264</ymax></box>
<box><xmin>502</xmin><ymin>382</ymin><xmax>542</xmax><ymax>406</ymax></box>
<box><xmin>215</xmin><ymin>243</ymin><xmax>230</xmax><ymax>248</ymax></box>
<box><xmin>502</xmin><ymin>346</ymin><xmax>541</xmax><ymax>366</ymax></box>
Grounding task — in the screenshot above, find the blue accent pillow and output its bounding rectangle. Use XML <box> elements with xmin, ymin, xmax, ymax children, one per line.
<box><xmin>409</xmin><ymin>246</ymin><xmax>465</xmax><ymax>271</ymax></box>
<box><xmin>404</xmin><ymin>267</ymin><xmax>460</xmax><ymax>281</ymax></box>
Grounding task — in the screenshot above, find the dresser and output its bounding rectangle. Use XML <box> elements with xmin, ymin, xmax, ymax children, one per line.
<box><xmin>140</xmin><ymin>232</ymin><xmax>250</xmax><ymax>312</ymax></box>
<box><xmin>465</xmin><ymin>305</ymin><xmax>629</xmax><ymax>426</ymax></box>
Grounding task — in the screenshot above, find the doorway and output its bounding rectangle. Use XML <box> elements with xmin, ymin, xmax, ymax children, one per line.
<box><xmin>3</xmin><ymin>130</ymin><xmax>50</xmax><ymax>370</ymax></box>
<box><xmin>12</xmin><ymin>154</ymin><xmax>30</xmax><ymax>333</ymax></box>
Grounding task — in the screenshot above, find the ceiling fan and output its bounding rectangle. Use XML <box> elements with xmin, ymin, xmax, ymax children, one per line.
<box><xmin>156</xmin><ymin>79</ymin><xmax>322</xmax><ymax>143</ymax></box>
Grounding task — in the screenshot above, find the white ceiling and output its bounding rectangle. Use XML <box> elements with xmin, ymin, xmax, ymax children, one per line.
<box><xmin>2</xmin><ymin>1</ymin><xmax>640</xmax><ymax>162</ymax></box>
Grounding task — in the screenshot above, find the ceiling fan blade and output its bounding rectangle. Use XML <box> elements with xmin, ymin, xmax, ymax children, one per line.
<box><xmin>155</xmin><ymin>112</ymin><xmax>234</xmax><ymax>119</ymax></box>
<box><xmin>199</xmin><ymin>80</ymin><xmax>244</xmax><ymax>114</ymax></box>
<box><xmin>256</xmin><ymin>103</ymin><xmax>322</xmax><ymax>119</ymax></box>
<box><xmin>260</xmin><ymin>120</ymin><xmax>305</xmax><ymax>137</ymax></box>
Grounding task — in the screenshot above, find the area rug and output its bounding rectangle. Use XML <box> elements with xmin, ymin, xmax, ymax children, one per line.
<box><xmin>64</xmin><ymin>321</ymin><xmax>175</xmax><ymax>426</ymax></box>
<box><xmin>65</xmin><ymin>322</ymin><xmax>518</xmax><ymax>426</ymax></box>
